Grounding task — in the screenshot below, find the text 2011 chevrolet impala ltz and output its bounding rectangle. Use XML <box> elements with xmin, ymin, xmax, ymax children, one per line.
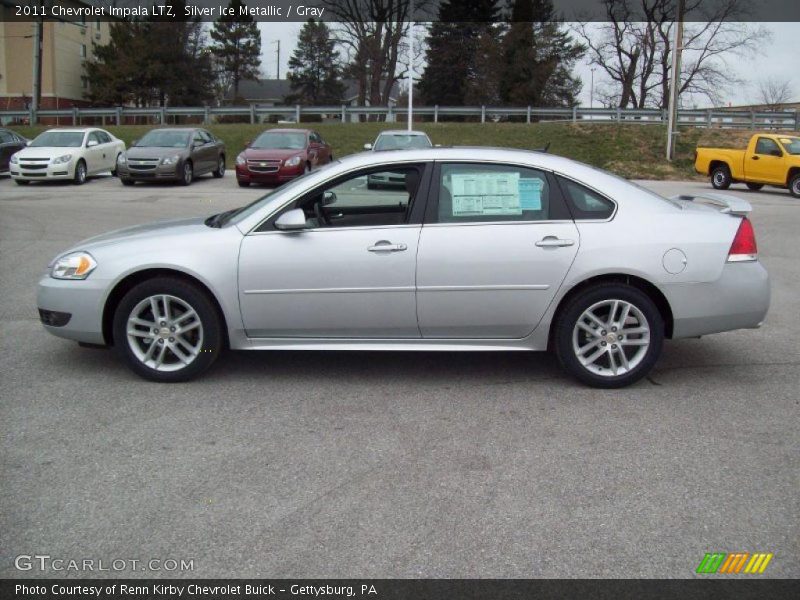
<box><xmin>37</xmin><ymin>148</ymin><xmax>770</xmax><ymax>387</ymax></box>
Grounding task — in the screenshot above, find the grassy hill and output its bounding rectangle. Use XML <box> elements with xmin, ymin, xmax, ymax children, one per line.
<box><xmin>11</xmin><ymin>122</ymin><xmax>785</xmax><ymax>180</ymax></box>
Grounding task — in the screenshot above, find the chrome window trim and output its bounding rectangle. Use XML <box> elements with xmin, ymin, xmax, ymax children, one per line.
<box><xmin>247</xmin><ymin>223</ymin><xmax>421</xmax><ymax>237</ymax></box>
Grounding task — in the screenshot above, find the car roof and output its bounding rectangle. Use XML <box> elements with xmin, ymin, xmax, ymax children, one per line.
<box><xmin>260</xmin><ymin>128</ymin><xmax>310</xmax><ymax>134</ymax></box>
<box><xmin>377</xmin><ymin>130</ymin><xmax>429</xmax><ymax>136</ymax></box>
<box><xmin>43</xmin><ymin>128</ymin><xmax>97</xmax><ymax>133</ymax></box>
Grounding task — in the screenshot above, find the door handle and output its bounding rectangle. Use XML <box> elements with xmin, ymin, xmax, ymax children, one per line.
<box><xmin>368</xmin><ymin>241</ymin><xmax>407</xmax><ymax>252</ymax></box>
<box><xmin>536</xmin><ymin>236</ymin><xmax>575</xmax><ymax>248</ymax></box>
<box><xmin>751</xmin><ymin>155</ymin><xmax>760</xmax><ymax>160</ymax></box>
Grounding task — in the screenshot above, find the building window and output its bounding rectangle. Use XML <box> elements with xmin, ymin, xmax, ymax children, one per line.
<box><xmin>80</xmin><ymin>44</ymin><xmax>87</xmax><ymax>59</ymax></box>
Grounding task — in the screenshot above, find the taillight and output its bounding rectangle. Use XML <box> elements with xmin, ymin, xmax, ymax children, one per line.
<box><xmin>727</xmin><ymin>217</ymin><xmax>757</xmax><ymax>262</ymax></box>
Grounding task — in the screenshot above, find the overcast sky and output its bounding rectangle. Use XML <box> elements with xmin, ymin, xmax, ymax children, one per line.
<box><xmin>258</xmin><ymin>21</ymin><xmax>799</xmax><ymax>108</ymax></box>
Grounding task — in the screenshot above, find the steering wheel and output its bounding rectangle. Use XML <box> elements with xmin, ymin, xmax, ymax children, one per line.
<box><xmin>313</xmin><ymin>199</ymin><xmax>331</xmax><ymax>226</ymax></box>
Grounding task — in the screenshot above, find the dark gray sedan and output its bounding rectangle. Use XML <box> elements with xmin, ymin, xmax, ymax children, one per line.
<box><xmin>0</xmin><ymin>127</ymin><xmax>27</xmax><ymax>174</ymax></box>
<box><xmin>116</xmin><ymin>128</ymin><xmax>225</xmax><ymax>186</ymax></box>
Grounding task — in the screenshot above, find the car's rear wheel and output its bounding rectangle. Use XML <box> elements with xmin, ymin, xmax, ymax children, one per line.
<box><xmin>111</xmin><ymin>153</ymin><xmax>122</xmax><ymax>176</ymax></box>
<box><xmin>121</xmin><ymin>178</ymin><xmax>135</xmax><ymax>186</ymax></box>
<box><xmin>14</xmin><ymin>179</ymin><xmax>29</xmax><ymax>186</ymax></box>
<box><xmin>237</xmin><ymin>180</ymin><xmax>250</xmax><ymax>187</ymax></box>
<box><xmin>789</xmin><ymin>173</ymin><xmax>800</xmax><ymax>198</ymax></box>
<box><xmin>554</xmin><ymin>284</ymin><xmax>664</xmax><ymax>388</ymax></box>
<box><xmin>213</xmin><ymin>156</ymin><xmax>225</xmax><ymax>178</ymax></box>
<box><xmin>179</xmin><ymin>161</ymin><xmax>193</xmax><ymax>186</ymax></box>
<box><xmin>746</xmin><ymin>182</ymin><xmax>764</xmax><ymax>191</ymax></box>
<box><xmin>113</xmin><ymin>277</ymin><xmax>223</xmax><ymax>382</ymax></box>
<box><xmin>711</xmin><ymin>165</ymin><xmax>731</xmax><ymax>190</ymax></box>
<box><xmin>73</xmin><ymin>159</ymin><xmax>87</xmax><ymax>185</ymax></box>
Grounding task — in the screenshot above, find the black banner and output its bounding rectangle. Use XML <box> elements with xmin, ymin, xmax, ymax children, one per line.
<box><xmin>1</xmin><ymin>0</ymin><xmax>799</xmax><ymax>23</ymax></box>
<box><xmin>3</xmin><ymin>579</ymin><xmax>800</xmax><ymax>600</ymax></box>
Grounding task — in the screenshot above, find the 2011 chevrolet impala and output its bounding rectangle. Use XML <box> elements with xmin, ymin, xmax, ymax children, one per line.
<box><xmin>37</xmin><ymin>148</ymin><xmax>770</xmax><ymax>387</ymax></box>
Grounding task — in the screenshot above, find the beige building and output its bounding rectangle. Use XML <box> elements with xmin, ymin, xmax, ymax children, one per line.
<box><xmin>1</xmin><ymin>3</ymin><xmax>111</xmax><ymax>112</ymax></box>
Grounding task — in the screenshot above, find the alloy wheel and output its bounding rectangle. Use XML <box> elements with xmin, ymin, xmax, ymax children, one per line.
<box><xmin>571</xmin><ymin>299</ymin><xmax>651</xmax><ymax>377</ymax></box>
<box><xmin>126</xmin><ymin>294</ymin><xmax>204</xmax><ymax>372</ymax></box>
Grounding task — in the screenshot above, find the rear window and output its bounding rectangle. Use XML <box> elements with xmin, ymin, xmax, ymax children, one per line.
<box><xmin>557</xmin><ymin>177</ymin><xmax>615</xmax><ymax>220</ymax></box>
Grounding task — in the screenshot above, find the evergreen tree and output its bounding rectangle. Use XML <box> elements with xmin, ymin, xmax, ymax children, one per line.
<box><xmin>286</xmin><ymin>19</ymin><xmax>345</xmax><ymax>105</ymax></box>
<box><xmin>499</xmin><ymin>0</ymin><xmax>585</xmax><ymax>107</ymax></box>
<box><xmin>209</xmin><ymin>0</ymin><xmax>262</xmax><ymax>100</ymax></box>
<box><xmin>418</xmin><ymin>0</ymin><xmax>499</xmax><ymax>107</ymax></box>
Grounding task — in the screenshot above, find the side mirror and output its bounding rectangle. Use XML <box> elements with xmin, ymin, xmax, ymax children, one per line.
<box><xmin>26</xmin><ymin>140</ymin><xmax>32</xmax><ymax>146</ymax></box>
<box><xmin>275</xmin><ymin>208</ymin><xmax>310</xmax><ymax>231</ymax></box>
<box><xmin>363</xmin><ymin>143</ymin><xmax>373</xmax><ymax>150</ymax></box>
<box><xmin>322</xmin><ymin>191</ymin><xmax>337</xmax><ymax>206</ymax></box>
<box><xmin>86</xmin><ymin>140</ymin><xmax>99</xmax><ymax>148</ymax></box>
<box><xmin>771</xmin><ymin>149</ymin><xmax>783</xmax><ymax>157</ymax></box>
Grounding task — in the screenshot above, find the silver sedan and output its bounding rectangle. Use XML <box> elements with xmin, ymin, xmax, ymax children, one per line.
<box><xmin>37</xmin><ymin>148</ymin><xmax>770</xmax><ymax>387</ymax></box>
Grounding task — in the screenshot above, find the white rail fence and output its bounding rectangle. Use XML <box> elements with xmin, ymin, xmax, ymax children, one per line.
<box><xmin>2</xmin><ymin>104</ymin><xmax>798</xmax><ymax>130</ymax></box>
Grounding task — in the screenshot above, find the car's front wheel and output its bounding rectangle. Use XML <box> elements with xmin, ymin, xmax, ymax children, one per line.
<box><xmin>179</xmin><ymin>161</ymin><xmax>193</xmax><ymax>186</ymax></box>
<box><xmin>554</xmin><ymin>284</ymin><xmax>664</xmax><ymax>388</ymax></box>
<box><xmin>789</xmin><ymin>173</ymin><xmax>800</xmax><ymax>198</ymax></box>
<box><xmin>73</xmin><ymin>159</ymin><xmax>87</xmax><ymax>185</ymax></box>
<box><xmin>711</xmin><ymin>165</ymin><xmax>731</xmax><ymax>190</ymax></box>
<box><xmin>113</xmin><ymin>277</ymin><xmax>223</xmax><ymax>382</ymax></box>
<box><xmin>213</xmin><ymin>156</ymin><xmax>225</xmax><ymax>178</ymax></box>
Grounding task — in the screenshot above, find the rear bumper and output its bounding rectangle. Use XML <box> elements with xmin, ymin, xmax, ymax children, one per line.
<box><xmin>37</xmin><ymin>274</ymin><xmax>109</xmax><ymax>345</ymax></box>
<box><xmin>663</xmin><ymin>261</ymin><xmax>770</xmax><ymax>339</ymax></box>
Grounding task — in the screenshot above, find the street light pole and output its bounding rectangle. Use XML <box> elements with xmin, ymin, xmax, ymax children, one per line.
<box><xmin>272</xmin><ymin>40</ymin><xmax>280</xmax><ymax>79</ymax></box>
<box><xmin>666</xmin><ymin>0</ymin><xmax>686</xmax><ymax>161</ymax></box>
<box><xmin>407</xmin><ymin>0</ymin><xmax>414</xmax><ymax>131</ymax></box>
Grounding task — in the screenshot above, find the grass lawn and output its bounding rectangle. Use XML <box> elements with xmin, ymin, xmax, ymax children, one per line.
<box><xmin>9</xmin><ymin>121</ymin><xmax>776</xmax><ymax>180</ymax></box>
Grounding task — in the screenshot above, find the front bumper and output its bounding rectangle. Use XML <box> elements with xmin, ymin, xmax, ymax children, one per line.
<box><xmin>664</xmin><ymin>260</ymin><xmax>770</xmax><ymax>339</ymax></box>
<box><xmin>37</xmin><ymin>273</ymin><xmax>109</xmax><ymax>345</ymax></box>
<box><xmin>117</xmin><ymin>163</ymin><xmax>179</xmax><ymax>181</ymax></box>
<box><xmin>11</xmin><ymin>161</ymin><xmax>74</xmax><ymax>180</ymax></box>
<box><xmin>235</xmin><ymin>163</ymin><xmax>304</xmax><ymax>184</ymax></box>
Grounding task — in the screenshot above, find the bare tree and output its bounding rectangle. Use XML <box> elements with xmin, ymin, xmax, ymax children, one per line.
<box><xmin>756</xmin><ymin>77</ymin><xmax>794</xmax><ymax>111</ymax></box>
<box><xmin>324</xmin><ymin>0</ymin><xmax>428</xmax><ymax>114</ymax></box>
<box><xmin>575</xmin><ymin>0</ymin><xmax>768</xmax><ymax>109</ymax></box>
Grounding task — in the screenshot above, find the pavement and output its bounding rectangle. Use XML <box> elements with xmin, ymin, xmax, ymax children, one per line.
<box><xmin>0</xmin><ymin>173</ymin><xmax>797</xmax><ymax>578</ymax></box>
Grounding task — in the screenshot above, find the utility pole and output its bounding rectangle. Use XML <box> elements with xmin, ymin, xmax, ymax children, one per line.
<box><xmin>31</xmin><ymin>8</ymin><xmax>43</xmax><ymax>124</ymax></box>
<box><xmin>407</xmin><ymin>0</ymin><xmax>414</xmax><ymax>131</ymax></box>
<box><xmin>666</xmin><ymin>0</ymin><xmax>686</xmax><ymax>161</ymax></box>
<box><xmin>272</xmin><ymin>40</ymin><xmax>280</xmax><ymax>79</ymax></box>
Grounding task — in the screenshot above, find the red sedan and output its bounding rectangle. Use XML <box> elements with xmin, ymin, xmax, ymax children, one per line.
<box><xmin>235</xmin><ymin>128</ymin><xmax>333</xmax><ymax>187</ymax></box>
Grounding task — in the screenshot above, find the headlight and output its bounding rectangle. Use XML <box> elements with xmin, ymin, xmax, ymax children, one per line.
<box><xmin>10</xmin><ymin>153</ymin><xmax>19</xmax><ymax>164</ymax></box>
<box><xmin>52</xmin><ymin>154</ymin><xmax>72</xmax><ymax>164</ymax></box>
<box><xmin>284</xmin><ymin>156</ymin><xmax>302</xmax><ymax>167</ymax></box>
<box><xmin>51</xmin><ymin>252</ymin><xmax>97</xmax><ymax>280</ymax></box>
<box><xmin>236</xmin><ymin>154</ymin><xmax>246</xmax><ymax>165</ymax></box>
<box><xmin>117</xmin><ymin>153</ymin><xmax>127</xmax><ymax>164</ymax></box>
<box><xmin>160</xmin><ymin>155</ymin><xmax>181</xmax><ymax>165</ymax></box>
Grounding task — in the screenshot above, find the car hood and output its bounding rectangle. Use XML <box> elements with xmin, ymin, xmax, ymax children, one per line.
<box><xmin>61</xmin><ymin>217</ymin><xmax>211</xmax><ymax>256</ymax></box>
<box><xmin>125</xmin><ymin>146</ymin><xmax>189</xmax><ymax>159</ymax></box>
<box><xmin>13</xmin><ymin>146</ymin><xmax>81</xmax><ymax>160</ymax></box>
<box><xmin>242</xmin><ymin>148</ymin><xmax>305</xmax><ymax>160</ymax></box>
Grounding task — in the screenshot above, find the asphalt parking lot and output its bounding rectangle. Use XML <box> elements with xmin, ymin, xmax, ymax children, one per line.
<box><xmin>1</xmin><ymin>172</ymin><xmax>797</xmax><ymax>579</ymax></box>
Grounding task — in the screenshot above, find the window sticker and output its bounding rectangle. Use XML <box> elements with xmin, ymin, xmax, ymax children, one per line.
<box><xmin>450</xmin><ymin>172</ymin><xmax>521</xmax><ymax>216</ymax></box>
<box><xmin>519</xmin><ymin>178</ymin><xmax>543</xmax><ymax>210</ymax></box>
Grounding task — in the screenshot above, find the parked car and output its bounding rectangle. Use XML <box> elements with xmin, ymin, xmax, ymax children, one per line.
<box><xmin>117</xmin><ymin>128</ymin><xmax>225</xmax><ymax>186</ymax></box>
<box><xmin>0</xmin><ymin>128</ymin><xmax>28</xmax><ymax>174</ymax></box>
<box><xmin>10</xmin><ymin>127</ymin><xmax>125</xmax><ymax>185</ymax></box>
<box><xmin>695</xmin><ymin>133</ymin><xmax>800</xmax><ymax>197</ymax></box>
<box><xmin>364</xmin><ymin>130</ymin><xmax>433</xmax><ymax>151</ymax></box>
<box><xmin>37</xmin><ymin>147</ymin><xmax>769</xmax><ymax>387</ymax></box>
<box><xmin>235</xmin><ymin>128</ymin><xmax>332</xmax><ymax>187</ymax></box>
<box><xmin>365</xmin><ymin>130</ymin><xmax>433</xmax><ymax>188</ymax></box>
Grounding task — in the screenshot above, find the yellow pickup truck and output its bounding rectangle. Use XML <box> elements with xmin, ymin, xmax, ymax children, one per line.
<box><xmin>695</xmin><ymin>133</ymin><xmax>800</xmax><ymax>197</ymax></box>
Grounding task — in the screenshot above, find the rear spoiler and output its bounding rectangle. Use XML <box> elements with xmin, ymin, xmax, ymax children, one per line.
<box><xmin>670</xmin><ymin>192</ymin><xmax>752</xmax><ymax>216</ymax></box>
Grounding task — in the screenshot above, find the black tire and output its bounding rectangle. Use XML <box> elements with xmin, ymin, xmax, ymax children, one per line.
<box><xmin>111</xmin><ymin>153</ymin><xmax>122</xmax><ymax>176</ymax></box>
<box><xmin>746</xmin><ymin>183</ymin><xmax>764</xmax><ymax>191</ymax></box>
<box><xmin>73</xmin><ymin>159</ymin><xmax>87</xmax><ymax>185</ymax></box>
<box><xmin>329</xmin><ymin>154</ymin><xmax>334</xmax><ymax>163</ymax></box>
<box><xmin>213</xmin><ymin>155</ymin><xmax>225</xmax><ymax>178</ymax></box>
<box><xmin>237</xmin><ymin>180</ymin><xmax>250</xmax><ymax>187</ymax></box>
<box><xmin>553</xmin><ymin>283</ymin><xmax>664</xmax><ymax>388</ymax></box>
<box><xmin>120</xmin><ymin>178</ymin><xmax>135</xmax><ymax>186</ymax></box>
<box><xmin>112</xmin><ymin>277</ymin><xmax>223</xmax><ymax>383</ymax></box>
<box><xmin>14</xmin><ymin>179</ymin><xmax>30</xmax><ymax>186</ymax></box>
<box><xmin>789</xmin><ymin>173</ymin><xmax>800</xmax><ymax>198</ymax></box>
<box><xmin>710</xmin><ymin>164</ymin><xmax>731</xmax><ymax>190</ymax></box>
<box><xmin>179</xmin><ymin>161</ymin><xmax>193</xmax><ymax>186</ymax></box>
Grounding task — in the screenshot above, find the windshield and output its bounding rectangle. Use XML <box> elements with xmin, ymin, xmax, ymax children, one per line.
<box><xmin>374</xmin><ymin>134</ymin><xmax>432</xmax><ymax>151</ymax></box>
<box><xmin>779</xmin><ymin>137</ymin><xmax>800</xmax><ymax>155</ymax></box>
<box><xmin>136</xmin><ymin>130</ymin><xmax>191</xmax><ymax>148</ymax></box>
<box><xmin>30</xmin><ymin>131</ymin><xmax>84</xmax><ymax>147</ymax></box>
<box><xmin>252</xmin><ymin>131</ymin><xmax>307</xmax><ymax>150</ymax></box>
